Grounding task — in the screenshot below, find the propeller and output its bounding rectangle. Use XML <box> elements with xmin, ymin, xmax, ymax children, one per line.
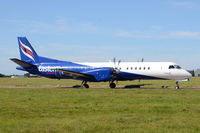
<box><xmin>141</xmin><ymin>58</ymin><xmax>144</xmax><ymax>62</ymax></box>
<box><xmin>112</xmin><ymin>57</ymin><xmax>121</xmax><ymax>75</ymax></box>
<box><xmin>138</xmin><ymin>58</ymin><xmax>144</xmax><ymax>62</ymax></box>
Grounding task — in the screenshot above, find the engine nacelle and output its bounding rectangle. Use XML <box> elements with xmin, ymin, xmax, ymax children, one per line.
<box><xmin>85</xmin><ymin>68</ymin><xmax>113</xmax><ymax>82</ymax></box>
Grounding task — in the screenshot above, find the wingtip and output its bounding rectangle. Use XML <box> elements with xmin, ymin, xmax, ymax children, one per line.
<box><xmin>10</xmin><ymin>58</ymin><xmax>18</xmax><ymax>61</ymax></box>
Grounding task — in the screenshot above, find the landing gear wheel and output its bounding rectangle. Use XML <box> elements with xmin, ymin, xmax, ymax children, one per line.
<box><xmin>82</xmin><ymin>84</ymin><xmax>89</xmax><ymax>88</ymax></box>
<box><xmin>109</xmin><ymin>82</ymin><xmax>116</xmax><ymax>88</ymax></box>
<box><xmin>176</xmin><ymin>86</ymin><xmax>180</xmax><ymax>89</ymax></box>
<box><xmin>175</xmin><ymin>81</ymin><xmax>180</xmax><ymax>89</ymax></box>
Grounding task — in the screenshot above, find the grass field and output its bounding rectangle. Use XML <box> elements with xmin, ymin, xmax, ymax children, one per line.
<box><xmin>0</xmin><ymin>77</ymin><xmax>200</xmax><ymax>88</ymax></box>
<box><xmin>0</xmin><ymin>77</ymin><xmax>200</xmax><ymax>133</ymax></box>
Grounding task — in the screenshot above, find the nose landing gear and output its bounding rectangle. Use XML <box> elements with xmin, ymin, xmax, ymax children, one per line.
<box><xmin>175</xmin><ymin>81</ymin><xmax>180</xmax><ymax>89</ymax></box>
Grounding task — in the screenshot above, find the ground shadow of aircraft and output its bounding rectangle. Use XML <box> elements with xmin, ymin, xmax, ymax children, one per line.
<box><xmin>124</xmin><ymin>84</ymin><xmax>152</xmax><ymax>88</ymax></box>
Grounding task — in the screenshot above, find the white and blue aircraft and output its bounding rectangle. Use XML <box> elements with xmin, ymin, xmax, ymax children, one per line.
<box><xmin>11</xmin><ymin>37</ymin><xmax>192</xmax><ymax>88</ymax></box>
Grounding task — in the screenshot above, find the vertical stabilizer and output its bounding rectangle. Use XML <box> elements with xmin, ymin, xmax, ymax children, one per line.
<box><xmin>18</xmin><ymin>37</ymin><xmax>38</xmax><ymax>64</ymax></box>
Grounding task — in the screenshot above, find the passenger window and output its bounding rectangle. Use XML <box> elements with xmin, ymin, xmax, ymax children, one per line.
<box><xmin>127</xmin><ymin>67</ymin><xmax>129</xmax><ymax>70</ymax></box>
<box><xmin>139</xmin><ymin>67</ymin><xmax>141</xmax><ymax>70</ymax></box>
<box><xmin>131</xmin><ymin>67</ymin><xmax>133</xmax><ymax>70</ymax></box>
<box><xmin>135</xmin><ymin>67</ymin><xmax>137</xmax><ymax>70</ymax></box>
<box><xmin>144</xmin><ymin>67</ymin><xmax>146</xmax><ymax>70</ymax></box>
<box><xmin>148</xmin><ymin>67</ymin><xmax>150</xmax><ymax>70</ymax></box>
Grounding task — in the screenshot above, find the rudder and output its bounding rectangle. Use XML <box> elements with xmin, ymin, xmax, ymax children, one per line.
<box><xmin>18</xmin><ymin>37</ymin><xmax>38</xmax><ymax>64</ymax></box>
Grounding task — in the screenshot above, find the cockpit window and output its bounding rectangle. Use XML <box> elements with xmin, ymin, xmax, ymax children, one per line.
<box><xmin>169</xmin><ymin>65</ymin><xmax>181</xmax><ymax>69</ymax></box>
<box><xmin>174</xmin><ymin>65</ymin><xmax>181</xmax><ymax>69</ymax></box>
<box><xmin>169</xmin><ymin>65</ymin><xmax>175</xmax><ymax>69</ymax></box>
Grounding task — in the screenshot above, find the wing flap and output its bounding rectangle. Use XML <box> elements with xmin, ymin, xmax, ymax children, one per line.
<box><xmin>53</xmin><ymin>68</ymin><xmax>94</xmax><ymax>79</ymax></box>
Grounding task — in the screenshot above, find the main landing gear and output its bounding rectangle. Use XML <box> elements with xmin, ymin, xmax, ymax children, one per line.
<box><xmin>81</xmin><ymin>81</ymin><xmax>117</xmax><ymax>89</ymax></box>
<box><xmin>81</xmin><ymin>81</ymin><xmax>89</xmax><ymax>88</ymax></box>
<box><xmin>109</xmin><ymin>81</ymin><xmax>116</xmax><ymax>88</ymax></box>
<box><xmin>109</xmin><ymin>82</ymin><xmax>116</xmax><ymax>88</ymax></box>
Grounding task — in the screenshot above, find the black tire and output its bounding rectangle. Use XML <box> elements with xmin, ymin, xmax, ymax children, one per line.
<box><xmin>83</xmin><ymin>84</ymin><xmax>89</xmax><ymax>88</ymax></box>
<box><xmin>109</xmin><ymin>83</ymin><xmax>116</xmax><ymax>88</ymax></box>
<box><xmin>176</xmin><ymin>86</ymin><xmax>180</xmax><ymax>89</ymax></box>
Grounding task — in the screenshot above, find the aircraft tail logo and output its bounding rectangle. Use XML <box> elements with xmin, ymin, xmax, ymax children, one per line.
<box><xmin>18</xmin><ymin>37</ymin><xmax>38</xmax><ymax>63</ymax></box>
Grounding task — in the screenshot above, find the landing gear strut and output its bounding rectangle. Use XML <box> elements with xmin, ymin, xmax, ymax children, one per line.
<box><xmin>109</xmin><ymin>82</ymin><xmax>116</xmax><ymax>88</ymax></box>
<box><xmin>81</xmin><ymin>81</ymin><xmax>89</xmax><ymax>88</ymax></box>
<box><xmin>175</xmin><ymin>81</ymin><xmax>180</xmax><ymax>89</ymax></box>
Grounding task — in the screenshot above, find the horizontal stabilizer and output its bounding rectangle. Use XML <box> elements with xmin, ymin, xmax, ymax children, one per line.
<box><xmin>53</xmin><ymin>68</ymin><xmax>94</xmax><ymax>79</ymax></box>
<box><xmin>10</xmin><ymin>58</ymin><xmax>35</xmax><ymax>67</ymax></box>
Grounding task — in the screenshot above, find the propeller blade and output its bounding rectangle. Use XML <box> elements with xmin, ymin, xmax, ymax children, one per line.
<box><xmin>117</xmin><ymin>60</ymin><xmax>121</xmax><ymax>67</ymax></box>
<box><xmin>113</xmin><ymin>57</ymin><xmax>116</xmax><ymax>66</ymax></box>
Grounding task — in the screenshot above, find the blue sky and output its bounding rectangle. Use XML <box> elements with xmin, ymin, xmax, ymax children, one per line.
<box><xmin>0</xmin><ymin>0</ymin><xmax>200</xmax><ymax>75</ymax></box>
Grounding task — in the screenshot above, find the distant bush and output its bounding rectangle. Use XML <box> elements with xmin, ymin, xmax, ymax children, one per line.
<box><xmin>0</xmin><ymin>73</ymin><xmax>5</xmax><ymax>77</ymax></box>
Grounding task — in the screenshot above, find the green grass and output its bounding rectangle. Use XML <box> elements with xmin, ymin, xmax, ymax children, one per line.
<box><xmin>0</xmin><ymin>77</ymin><xmax>200</xmax><ymax>88</ymax></box>
<box><xmin>0</xmin><ymin>78</ymin><xmax>200</xmax><ymax>133</ymax></box>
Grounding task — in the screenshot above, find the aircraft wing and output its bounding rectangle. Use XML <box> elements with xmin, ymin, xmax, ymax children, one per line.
<box><xmin>53</xmin><ymin>68</ymin><xmax>95</xmax><ymax>79</ymax></box>
<box><xmin>10</xmin><ymin>58</ymin><xmax>35</xmax><ymax>67</ymax></box>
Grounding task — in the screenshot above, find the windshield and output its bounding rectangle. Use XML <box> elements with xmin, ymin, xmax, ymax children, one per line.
<box><xmin>174</xmin><ymin>65</ymin><xmax>181</xmax><ymax>69</ymax></box>
<box><xmin>169</xmin><ymin>65</ymin><xmax>181</xmax><ymax>69</ymax></box>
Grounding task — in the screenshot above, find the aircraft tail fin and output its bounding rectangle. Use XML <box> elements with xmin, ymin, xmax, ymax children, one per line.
<box><xmin>18</xmin><ymin>37</ymin><xmax>39</xmax><ymax>64</ymax></box>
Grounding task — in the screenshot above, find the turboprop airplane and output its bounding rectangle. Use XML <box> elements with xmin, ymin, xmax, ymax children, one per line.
<box><xmin>10</xmin><ymin>37</ymin><xmax>192</xmax><ymax>89</ymax></box>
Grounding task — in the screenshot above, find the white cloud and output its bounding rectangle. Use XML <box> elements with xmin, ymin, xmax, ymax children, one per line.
<box><xmin>117</xmin><ymin>26</ymin><xmax>163</xmax><ymax>38</ymax></box>
<box><xmin>150</xmin><ymin>26</ymin><xmax>162</xmax><ymax>31</ymax></box>
<box><xmin>0</xmin><ymin>17</ymin><xmax>101</xmax><ymax>34</ymax></box>
<box><xmin>117</xmin><ymin>30</ymin><xmax>155</xmax><ymax>39</ymax></box>
<box><xmin>3</xmin><ymin>17</ymin><xmax>200</xmax><ymax>40</ymax></box>
<box><xmin>116</xmin><ymin>30</ymin><xmax>200</xmax><ymax>39</ymax></box>
<box><xmin>117</xmin><ymin>31</ymin><xmax>134</xmax><ymax>37</ymax></box>
<box><xmin>168</xmin><ymin>31</ymin><xmax>200</xmax><ymax>39</ymax></box>
<box><xmin>172</xmin><ymin>1</ymin><xmax>197</xmax><ymax>8</ymax></box>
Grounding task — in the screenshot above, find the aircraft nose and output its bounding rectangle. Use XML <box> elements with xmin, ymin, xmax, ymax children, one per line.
<box><xmin>184</xmin><ymin>70</ymin><xmax>192</xmax><ymax>78</ymax></box>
